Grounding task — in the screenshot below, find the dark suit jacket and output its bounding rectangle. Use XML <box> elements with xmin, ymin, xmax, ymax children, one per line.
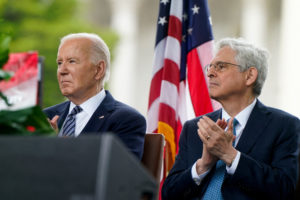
<box><xmin>162</xmin><ymin>100</ymin><xmax>300</xmax><ymax>200</ymax></box>
<box><xmin>43</xmin><ymin>90</ymin><xmax>146</xmax><ymax>160</ymax></box>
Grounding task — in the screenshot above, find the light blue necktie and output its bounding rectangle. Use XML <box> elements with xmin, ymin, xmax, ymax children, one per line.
<box><xmin>202</xmin><ymin>118</ymin><xmax>239</xmax><ymax>200</ymax></box>
<box><xmin>61</xmin><ymin>106</ymin><xmax>82</xmax><ymax>137</ymax></box>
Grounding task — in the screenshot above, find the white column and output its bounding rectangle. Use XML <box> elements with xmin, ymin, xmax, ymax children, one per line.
<box><xmin>240</xmin><ymin>0</ymin><xmax>282</xmax><ymax>110</ymax></box>
<box><xmin>278</xmin><ymin>0</ymin><xmax>300</xmax><ymax>118</ymax></box>
<box><xmin>240</xmin><ymin>0</ymin><xmax>268</xmax><ymax>46</ymax></box>
<box><xmin>109</xmin><ymin>0</ymin><xmax>141</xmax><ymax>107</ymax></box>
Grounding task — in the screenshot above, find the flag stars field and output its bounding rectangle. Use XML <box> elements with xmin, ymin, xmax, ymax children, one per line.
<box><xmin>158</xmin><ymin>16</ymin><xmax>168</xmax><ymax>26</ymax></box>
<box><xmin>191</xmin><ymin>4</ymin><xmax>200</xmax><ymax>14</ymax></box>
<box><xmin>183</xmin><ymin>13</ymin><xmax>188</xmax><ymax>21</ymax></box>
<box><xmin>160</xmin><ymin>0</ymin><xmax>169</xmax><ymax>6</ymax></box>
<box><xmin>182</xmin><ymin>35</ymin><xmax>186</xmax><ymax>42</ymax></box>
<box><xmin>188</xmin><ymin>28</ymin><xmax>193</xmax><ymax>35</ymax></box>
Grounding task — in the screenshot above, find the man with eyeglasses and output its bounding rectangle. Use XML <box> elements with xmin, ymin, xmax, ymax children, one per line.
<box><xmin>162</xmin><ymin>38</ymin><xmax>300</xmax><ymax>200</ymax></box>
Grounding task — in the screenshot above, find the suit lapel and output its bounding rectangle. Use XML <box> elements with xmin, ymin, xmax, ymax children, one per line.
<box><xmin>57</xmin><ymin>102</ymin><xmax>70</xmax><ymax>130</ymax></box>
<box><xmin>236</xmin><ymin>100</ymin><xmax>271</xmax><ymax>154</ymax></box>
<box><xmin>206</xmin><ymin>109</ymin><xmax>222</xmax><ymax>122</ymax></box>
<box><xmin>81</xmin><ymin>91</ymin><xmax>115</xmax><ymax>134</ymax></box>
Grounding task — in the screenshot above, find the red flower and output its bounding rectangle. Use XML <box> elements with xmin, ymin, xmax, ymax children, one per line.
<box><xmin>26</xmin><ymin>125</ymin><xmax>36</xmax><ymax>132</ymax></box>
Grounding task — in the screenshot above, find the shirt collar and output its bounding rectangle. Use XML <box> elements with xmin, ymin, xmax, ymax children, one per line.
<box><xmin>222</xmin><ymin>98</ymin><xmax>257</xmax><ymax>128</ymax></box>
<box><xmin>69</xmin><ymin>89</ymin><xmax>106</xmax><ymax>116</ymax></box>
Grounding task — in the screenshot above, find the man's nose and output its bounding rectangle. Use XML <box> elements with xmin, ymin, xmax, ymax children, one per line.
<box><xmin>58</xmin><ymin>63</ymin><xmax>68</xmax><ymax>74</ymax></box>
<box><xmin>206</xmin><ymin>67</ymin><xmax>216</xmax><ymax>78</ymax></box>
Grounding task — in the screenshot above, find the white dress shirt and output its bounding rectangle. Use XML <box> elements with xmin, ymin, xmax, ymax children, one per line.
<box><xmin>191</xmin><ymin>98</ymin><xmax>257</xmax><ymax>185</ymax></box>
<box><xmin>67</xmin><ymin>89</ymin><xmax>106</xmax><ymax>137</ymax></box>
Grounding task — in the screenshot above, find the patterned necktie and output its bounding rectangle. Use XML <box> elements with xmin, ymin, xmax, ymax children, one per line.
<box><xmin>61</xmin><ymin>106</ymin><xmax>82</xmax><ymax>137</ymax></box>
<box><xmin>202</xmin><ymin>118</ymin><xmax>239</xmax><ymax>200</ymax></box>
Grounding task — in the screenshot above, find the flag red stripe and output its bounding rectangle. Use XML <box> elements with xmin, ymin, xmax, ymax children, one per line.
<box><xmin>148</xmin><ymin>70</ymin><xmax>163</xmax><ymax>109</ymax></box>
<box><xmin>158</xmin><ymin>103</ymin><xmax>177</xmax><ymax>130</ymax></box>
<box><xmin>162</xmin><ymin>59</ymin><xmax>180</xmax><ymax>86</ymax></box>
<box><xmin>148</xmin><ymin>59</ymin><xmax>180</xmax><ymax>109</ymax></box>
<box><xmin>187</xmin><ymin>49</ymin><xmax>213</xmax><ymax>116</ymax></box>
<box><xmin>167</xmin><ymin>16</ymin><xmax>182</xmax><ymax>43</ymax></box>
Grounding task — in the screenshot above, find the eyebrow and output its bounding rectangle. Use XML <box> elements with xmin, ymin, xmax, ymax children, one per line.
<box><xmin>56</xmin><ymin>57</ymin><xmax>79</xmax><ymax>62</ymax></box>
<box><xmin>215</xmin><ymin>61</ymin><xmax>229</xmax><ymax>64</ymax></box>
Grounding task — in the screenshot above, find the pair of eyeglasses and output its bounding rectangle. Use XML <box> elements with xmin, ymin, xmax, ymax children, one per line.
<box><xmin>205</xmin><ymin>61</ymin><xmax>242</xmax><ymax>73</ymax></box>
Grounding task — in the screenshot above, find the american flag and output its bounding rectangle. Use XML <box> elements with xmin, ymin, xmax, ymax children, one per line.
<box><xmin>147</xmin><ymin>0</ymin><xmax>218</xmax><ymax>179</ymax></box>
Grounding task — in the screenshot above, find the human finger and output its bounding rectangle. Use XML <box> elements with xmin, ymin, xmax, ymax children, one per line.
<box><xmin>216</xmin><ymin>118</ymin><xmax>227</xmax><ymax>130</ymax></box>
<box><xmin>224</xmin><ymin>119</ymin><xmax>236</xmax><ymax>143</ymax></box>
<box><xmin>50</xmin><ymin>115</ymin><xmax>59</xmax><ymax>132</ymax></box>
<box><xmin>226</xmin><ymin>118</ymin><xmax>234</xmax><ymax>134</ymax></box>
<box><xmin>197</xmin><ymin>119</ymin><xmax>208</xmax><ymax>135</ymax></box>
<box><xmin>202</xmin><ymin>116</ymin><xmax>224</xmax><ymax>133</ymax></box>
<box><xmin>198</xmin><ymin>128</ymin><xmax>211</xmax><ymax>143</ymax></box>
<box><xmin>197</xmin><ymin>120</ymin><xmax>210</xmax><ymax>142</ymax></box>
<box><xmin>198</xmin><ymin>117</ymin><xmax>215</xmax><ymax>138</ymax></box>
<box><xmin>198</xmin><ymin>117</ymin><xmax>211</xmax><ymax>129</ymax></box>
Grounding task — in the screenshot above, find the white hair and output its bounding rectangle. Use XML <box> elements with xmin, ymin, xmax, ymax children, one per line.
<box><xmin>215</xmin><ymin>38</ymin><xmax>269</xmax><ymax>96</ymax></box>
<box><xmin>59</xmin><ymin>33</ymin><xmax>110</xmax><ymax>86</ymax></box>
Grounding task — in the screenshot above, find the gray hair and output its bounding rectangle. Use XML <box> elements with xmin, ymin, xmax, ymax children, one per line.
<box><xmin>215</xmin><ymin>38</ymin><xmax>269</xmax><ymax>96</ymax></box>
<box><xmin>59</xmin><ymin>33</ymin><xmax>110</xmax><ymax>86</ymax></box>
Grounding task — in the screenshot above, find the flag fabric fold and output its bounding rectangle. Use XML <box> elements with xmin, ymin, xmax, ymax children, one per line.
<box><xmin>0</xmin><ymin>52</ymin><xmax>39</xmax><ymax>110</ymax></box>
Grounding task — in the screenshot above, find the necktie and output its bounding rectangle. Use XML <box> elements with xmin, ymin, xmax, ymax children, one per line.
<box><xmin>202</xmin><ymin>118</ymin><xmax>239</xmax><ymax>200</ymax></box>
<box><xmin>61</xmin><ymin>106</ymin><xmax>82</xmax><ymax>137</ymax></box>
<box><xmin>232</xmin><ymin>118</ymin><xmax>238</xmax><ymax>146</ymax></box>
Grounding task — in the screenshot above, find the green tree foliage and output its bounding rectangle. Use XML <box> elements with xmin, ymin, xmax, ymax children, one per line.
<box><xmin>0</xmin><ymin>0</ymin><xmax>118</xmax><ymax>108</ymax></box>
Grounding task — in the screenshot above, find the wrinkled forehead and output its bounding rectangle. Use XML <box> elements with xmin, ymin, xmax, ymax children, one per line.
<box><xmin>212</xmin><ymin>46</ymin><xmax>237</xmax><ymax>63</ymax></box>
<box><xmin>57</xmin><ymin>38</ymin><xmax>92</xmax><ymax>58</ymax></box>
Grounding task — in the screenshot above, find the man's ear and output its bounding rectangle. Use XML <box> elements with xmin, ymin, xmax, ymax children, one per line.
<box><xmin>95</xmin><ymin>60</ymin><xmax>106</xmax><ymax>80</ymax></box>
<box><xmin>245</xmin><ymin>66</ymin><xmax>258</xmax><ymax>86</ymax></box>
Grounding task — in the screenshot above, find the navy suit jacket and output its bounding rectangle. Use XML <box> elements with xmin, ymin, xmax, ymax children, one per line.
<box><xmin>43</xmin><ymin>90</ymin><xmax>146</xmax><ymax>160</ymax></box>
<box><xmin>162</xmin><ymin>100</ymin><xmax>300</xmax><ymax>200</ymax></box>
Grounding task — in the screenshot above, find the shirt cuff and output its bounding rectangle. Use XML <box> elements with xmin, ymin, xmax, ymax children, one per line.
<box><xmin>226</xmin><ymin>151</ymin><xmax>241</xmax><ymax>174</ymax></box>
<box><xmin>191</xmin><ymin>162</ymin><xmax>211</xmax><ymax>185</ymax></box>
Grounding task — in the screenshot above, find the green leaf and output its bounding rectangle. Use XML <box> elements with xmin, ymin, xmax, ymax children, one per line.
<box><xmin>0</xmin><ymin>105</ymin><xmax>56</xmax><ymax>135</ymax></box>
<box><xmin>0</xmin><ymin>91</ymin><xmax>12</xmax><ymax>106</ymax></box>
<box><xmin>0</xmin><ymin>69</ymin><xmax>12</xmax><ymax>80</ymax></box>
<box><xmin>0</xmin><ymin>33</ymin><xmax>11</xmax><ymax>68</ymax></box>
